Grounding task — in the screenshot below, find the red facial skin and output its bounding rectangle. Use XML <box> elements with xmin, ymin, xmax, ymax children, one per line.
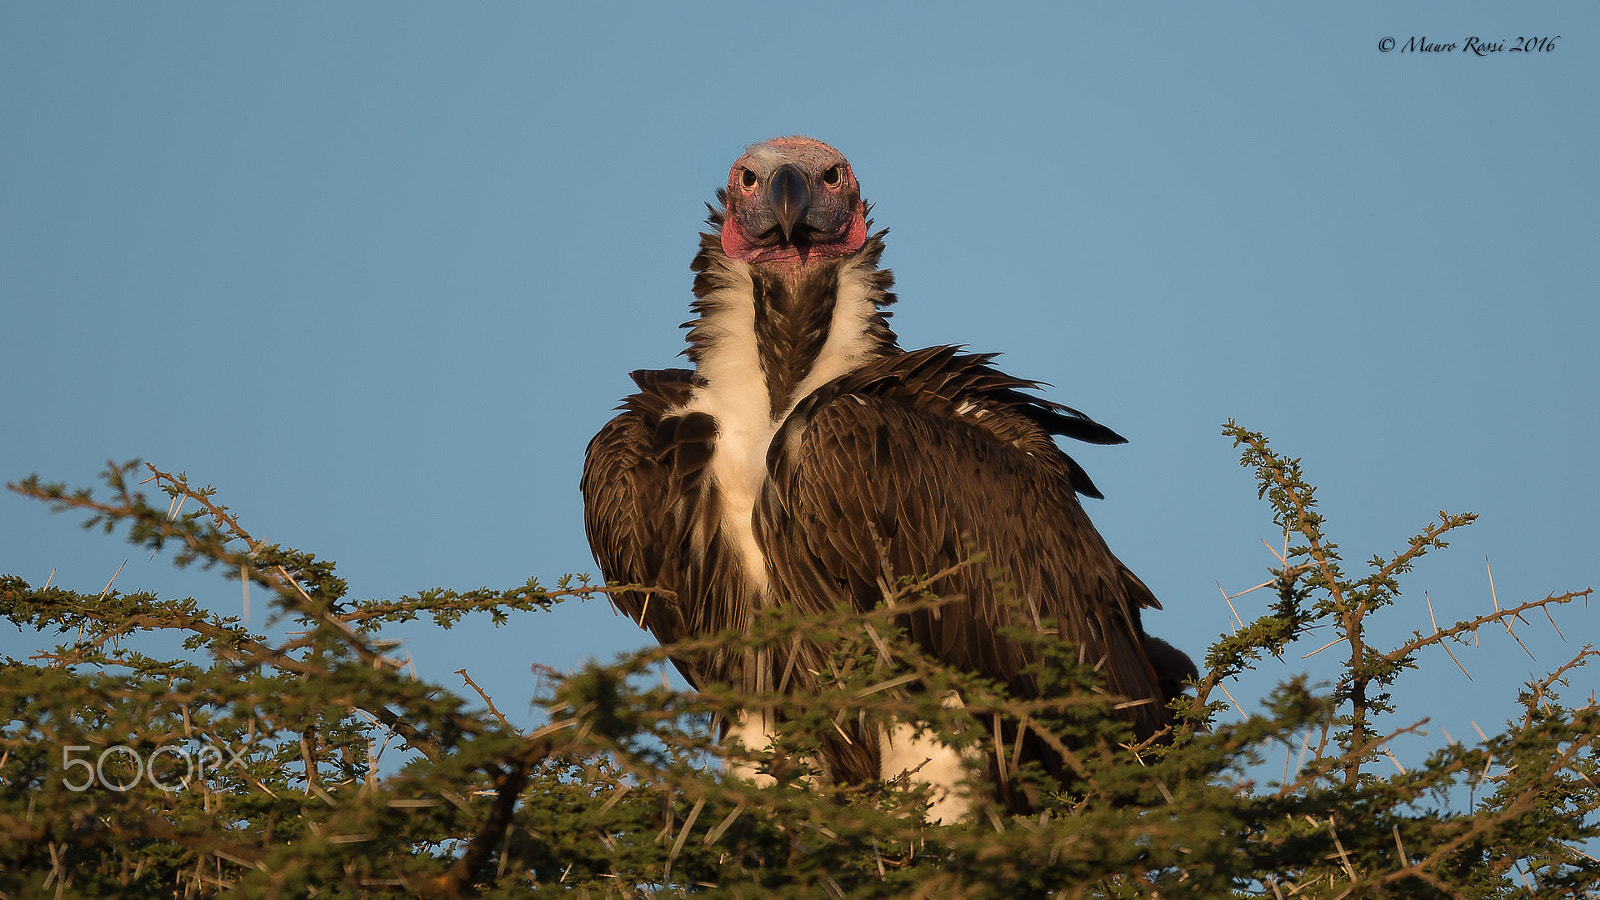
<box><xmin>720</xmin><ymin>136</ymin><xmax>869</xmax><ymax>269</ymax></box>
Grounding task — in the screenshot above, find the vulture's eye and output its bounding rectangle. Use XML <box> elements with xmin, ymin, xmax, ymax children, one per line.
<box><xmin>740</xmin><ymin>168</ymin><xmax>758</xmax><ymax>189</ymax></box>
<box><xmin>821</xmin><ymin>165</ymin><xmax>842</xmax><ymax>187</ymax></box>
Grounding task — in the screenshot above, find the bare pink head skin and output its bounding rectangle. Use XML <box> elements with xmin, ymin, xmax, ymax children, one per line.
<box><xmin>720</xmin><ymin>136</ymin><xmax>869</xmax><ymax>268</ymax></box>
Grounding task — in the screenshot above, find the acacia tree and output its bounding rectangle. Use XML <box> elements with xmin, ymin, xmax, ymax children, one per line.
<box><xmin>1</xmin><ymin>423</ymin><xmax>1594</xmax><ymax>898</ymax></box>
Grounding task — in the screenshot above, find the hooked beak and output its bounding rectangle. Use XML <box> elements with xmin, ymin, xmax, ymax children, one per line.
<box><xmin>767</xmin><ymin>163</ymin><xmax>809</xmax><ymax>243</ymax></box>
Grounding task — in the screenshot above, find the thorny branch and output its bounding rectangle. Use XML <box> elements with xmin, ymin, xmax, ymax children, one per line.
<box><xmin>5</xmin><ymin>439</ymin><xmax>1596</xmax><ymax>898</ymax></box>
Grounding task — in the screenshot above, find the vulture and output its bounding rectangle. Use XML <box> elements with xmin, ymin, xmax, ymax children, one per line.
<box><xmin>582</xmin><ymin>136</ymin><xmax>1194</xmax><ymax>821</ymax></box>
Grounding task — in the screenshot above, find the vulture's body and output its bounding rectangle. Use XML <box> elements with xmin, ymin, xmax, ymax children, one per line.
<box><xmin>582</xmin><ymin>137</ymin><xmax>1193</xmax><ymax>820</ymax></box>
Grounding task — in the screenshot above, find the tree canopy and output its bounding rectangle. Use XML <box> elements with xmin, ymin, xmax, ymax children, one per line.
<box><xmin>2</xmin><ymin>423</ymin><xmax>1595</xmax><ymax>898</ymax></box>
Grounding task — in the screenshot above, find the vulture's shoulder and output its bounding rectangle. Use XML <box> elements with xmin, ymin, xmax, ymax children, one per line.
<box><xmin>785</xmin><ymin>347</ymin><xmax>1124</xmax><ymax>499</ymax></box>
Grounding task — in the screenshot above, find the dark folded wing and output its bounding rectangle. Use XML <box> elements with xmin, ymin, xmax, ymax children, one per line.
<box><xmin>757</xmin><ymin>358</ymin><xmax>1170</xmax><ymax>737</ymax></box>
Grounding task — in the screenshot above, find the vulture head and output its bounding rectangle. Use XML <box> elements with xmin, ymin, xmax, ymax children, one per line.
<box><xmin>720</xmin><ymin>135</ymin><xmax>869</xmax><ymax>266</ymax></box>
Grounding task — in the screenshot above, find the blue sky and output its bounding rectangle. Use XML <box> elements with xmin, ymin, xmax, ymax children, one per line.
<box><xmin>3</xmin><ymin>4</ymin><xmax>1595</xmax><ymax>774</ymax></box>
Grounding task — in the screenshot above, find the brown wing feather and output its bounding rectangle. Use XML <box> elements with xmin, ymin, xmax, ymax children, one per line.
<box><xmin>757</xmin><ymin>350</ymin><xmax>1172</xmax><ymax>748</ymax></box>
<box><xmin>581</xmin><ymin>369</ymin><xmax>705</xmax><ymax>685</ymax></box>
